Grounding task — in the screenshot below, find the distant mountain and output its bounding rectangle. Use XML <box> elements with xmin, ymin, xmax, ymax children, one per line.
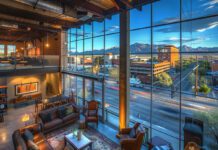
<box><xmin>68</xmin><ymin>43</ymin><xmax>218</xmax><ymax>55</ymax></box>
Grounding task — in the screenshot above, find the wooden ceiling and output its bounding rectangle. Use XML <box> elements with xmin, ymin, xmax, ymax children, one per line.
<box><xmin>0</xmin><ymin>0</ymin><xmax>157</xmax><ymax>42</ymax></box>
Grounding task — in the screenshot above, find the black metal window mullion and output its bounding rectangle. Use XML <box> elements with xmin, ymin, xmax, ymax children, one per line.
<box><xmin>150</xmin><ymin>3</ymin><xmax>153</xmax><ymax>140</ymax></box>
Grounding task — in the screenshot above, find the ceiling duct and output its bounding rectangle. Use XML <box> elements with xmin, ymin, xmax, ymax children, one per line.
<box><xmin>14</xmin><ymin>0</ymin><xmax>77</xmax><ymax>19</ymax></box>
<box><xmin>15</xmin><ymin>0</ymin><xmax>63</xmax><ymax>13</ymax></box>
<box><xmin>0</xmin><ymin>21</ymin><xmax>18</xmax><ymax>29</ymax></box>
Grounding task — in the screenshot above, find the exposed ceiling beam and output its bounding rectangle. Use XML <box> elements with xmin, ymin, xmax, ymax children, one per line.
<box><xmin>33</xmin><ymin>0</ymin><xmax>40</xmax><ymax>9</ymax></box>
<box><xmin>132</xmin><ymin>0</ymin><xmax>159</xmax><ymax>7</ymax></box>
<box><xmin>110</xmin><ymin>0</ymin><xmax>120</xmax><ymax>10</ymax></box>
<box><xmin>120</xmin><ymin>0</ymin><xmax>133</xmax><ymax>9</ymax></box>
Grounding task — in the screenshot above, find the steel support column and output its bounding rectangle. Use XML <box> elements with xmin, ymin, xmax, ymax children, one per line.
<box><xmin>119</xmin><ymin>10</ymin><xmax>130</xmax><ymax>130</ymax></box>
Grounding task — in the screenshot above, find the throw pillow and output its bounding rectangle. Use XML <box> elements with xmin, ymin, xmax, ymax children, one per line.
<box><xmin>40</xmin><ymin>113</ymin><xmax>51</xmax><ymax>123</ymax></box>
<box><xmin>58</xmin><ymin>107</ymin><xmax>66</xmax><ymax>118</ymax></box>
<box><xmin>27</xmin><ymin>140</ymin><xmax>39</xmax><ymax>150</ymax></box>
<box><xmin>65</xmin><ymin>106</ymin><xmax>73</xmax><ymax>115</ymax></box>
<box><xmin>88</xmin><ymin>110</ymin><xmax>97</xmax><ymax>116</ymax></box>
<box><xmin>129</xmin><ymin>127</ymin><xmax>136</xmax><ymax>138</ymax></box>
<box><xmin>23</xmin><ymin>129</ymin><xmax>34</xmax><ymax>141</ymax></box>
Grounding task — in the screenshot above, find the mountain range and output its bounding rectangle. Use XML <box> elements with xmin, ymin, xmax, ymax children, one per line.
<box><xmin>68</xmin><ymin>43</ymin><xmax>218</xmax><ymax>55</ymax></box>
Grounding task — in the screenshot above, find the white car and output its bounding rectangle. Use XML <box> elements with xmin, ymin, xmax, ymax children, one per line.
<box><xmin>130</xmin><ymin>78</ymin><xmax>143</xmax><ymax>88</ymax></box>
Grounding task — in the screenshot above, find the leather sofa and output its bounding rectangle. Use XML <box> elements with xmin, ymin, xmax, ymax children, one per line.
<box><xmin>12</xmin><ymin>123</ymin><xmax>52</xmax><ymax>150</ymax></box>
<box><xmin>38</xmin><ymin>103</ymin><xmax>80</xmax><ymax>133</ymax></box>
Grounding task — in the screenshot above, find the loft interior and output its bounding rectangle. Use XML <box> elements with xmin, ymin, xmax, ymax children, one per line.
<box><xmin>0</xmin><ymin>0</ymin><xmax>217</xmax><ymax>150</ymax></box>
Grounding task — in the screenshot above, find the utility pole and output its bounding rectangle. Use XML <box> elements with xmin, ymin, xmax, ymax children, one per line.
<box><xmin>195</xmin><ymin>55</ymin><xmax>198</xmax><ymax>96</ymax></box>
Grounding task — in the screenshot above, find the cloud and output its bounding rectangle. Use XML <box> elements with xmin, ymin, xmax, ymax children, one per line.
<box><xmin>157</xmin><ymin>37</ymin><xmax>208</xmax><ymax>44</ymax></box>
<box><xmin>155</xmin><ymin>17</ymin><xmax>218</xmax><ymax>33</ymax></box>
<box><xmin>155</xmin><ymin>17</ymin><xmax>180</xmax><ymax>25</ymax></box>
<box><xmin>105</xmin><ymin>25</ymin><xmax>120</xmax><ymax>33</ymax></box>
<box><xmin>196</xmin><ymin>21</ymin><xmax>218</xmax><ymax>32</ymax></box>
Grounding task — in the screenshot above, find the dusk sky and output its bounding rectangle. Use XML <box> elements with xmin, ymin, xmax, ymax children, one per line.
<box><xmin>69</xmin><ymin>0</ymin><xmax>218</xmax><ymax>51</ymax></box>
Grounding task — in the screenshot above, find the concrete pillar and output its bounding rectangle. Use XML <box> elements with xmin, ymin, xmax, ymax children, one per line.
<box><xmin>119</xmin><ymin>10</ymin><xmax>130</xmax><ymax>130</ymax></box>
<box><xmin>60</xmin><ymin>30</ymin><xmax>68</xmax><ymax>70</ymax></box>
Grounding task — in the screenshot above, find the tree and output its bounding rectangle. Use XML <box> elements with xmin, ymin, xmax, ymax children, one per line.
<box><xmin>189</xmin><ymin>73</ymin><xmax>195</xmax><ymax>85</ymax></box>
<box><xmin>156</xmin><ymin>72</ymin><xmax>173</xmax><ymax>87</ymax></box>
<box><xmin>199</xmin><ymin>84</ymin><xmax>211</xmax><ymax>94</ymax></box>
<box><xmin>148</xmin><ymin>57</ymin><xmax>158</xmax><ymax>63</ymax></box>
<box><xmin>108</xmin><ymin>68</ymin><xmax>119</xmax><ymax>81</ymax></box>
<box><xmin>194</xmin><ymin>110</ymin><xmax>218</xmax><ymax>148</ymax></box>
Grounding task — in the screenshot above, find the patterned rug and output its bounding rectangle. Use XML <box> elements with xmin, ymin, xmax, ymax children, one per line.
<box><xmin>46</xmin><ymin>123</ymin><xmax>120</xmax><ymax>150</ymax></box>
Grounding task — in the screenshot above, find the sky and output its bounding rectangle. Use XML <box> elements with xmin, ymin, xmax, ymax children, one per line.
<box><xmin>69</xmin><ymin>0</ymin><xmax>218</xmax><ymax>52</ymax></box>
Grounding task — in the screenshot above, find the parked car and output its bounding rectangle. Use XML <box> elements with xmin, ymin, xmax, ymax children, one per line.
<box><xmin>130</xmin><ymin>78</ymin><xmax>143</xmax><ymax>88</ymax></box>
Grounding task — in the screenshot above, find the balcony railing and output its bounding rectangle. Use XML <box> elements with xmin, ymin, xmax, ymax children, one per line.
<box><xmin>0</xmin><ymin>55</ymin><xmax>60</xmax><ymax>71</ymax></box>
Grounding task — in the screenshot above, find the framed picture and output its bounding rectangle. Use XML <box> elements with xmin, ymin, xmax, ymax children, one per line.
<box><xmin>15</xmin><ymin>82</ymin><xmax>38</xmax><ymax>96</ymax></box>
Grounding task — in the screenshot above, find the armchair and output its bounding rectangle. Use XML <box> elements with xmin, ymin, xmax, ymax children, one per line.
<box><xmin>119</xmin><ymin>123</ymin><xmax>145</xmax><ymax>150</ymax></box>
<box><xmin>85</xmin><ymin>100</ymin><xmax>98</xmax><ymax>126</ymax></box>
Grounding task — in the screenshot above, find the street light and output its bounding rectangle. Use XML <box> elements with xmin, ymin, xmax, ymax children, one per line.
<box><xmin>193</xmin><ymin>55</ymin><xmax>199</xmax><ymax>96</ymax></box>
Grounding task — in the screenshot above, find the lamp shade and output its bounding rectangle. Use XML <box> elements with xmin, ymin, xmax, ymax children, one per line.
<box><xmin>21</xmin><ymin>114</ymin><xmax>30</xmax><ymax>122</ymax></box>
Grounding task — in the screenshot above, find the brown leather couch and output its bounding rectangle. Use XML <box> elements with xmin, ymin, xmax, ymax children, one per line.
<box><xmin>119</xmin><ymin>123</ymin><xmax>145</xmax><ymax>150</ymax></box>
<box><xmin>12</xmin><ymin>123</ymin><xmax>52</xmax><ymax>150</ymax></box>
<box><xmin>38</xmin><ymin>103</ymin><xmax>80</xmax><ymax>133</ymax></box>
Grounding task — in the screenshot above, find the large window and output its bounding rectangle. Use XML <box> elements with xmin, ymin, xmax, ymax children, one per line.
<box><xmin>65</xmin><ymin>14</ymin><xmax>120</xmax><ymax>127</ymax></box>
<box><xmin>64</xmin><ymin>1</ymin><xmax>218</xmax><ymax>149</ymax></box>
<box><xmin>0</xmin><ymin>45</ymin><xmax>4</xmax><ymax>57</ymax></box>
<box><xmin>129</xmin><ymin>1</ymin><xmax>218</xmax><ymax>150</ymax></box>
<box><xmin>7</xmin><ymin>45</ymin><xmax>16</xmax><ymax>56</ymax></box>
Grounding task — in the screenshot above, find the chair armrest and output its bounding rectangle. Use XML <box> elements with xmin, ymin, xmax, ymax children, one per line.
<box><xmin>38</xmin><ymin>116</ymin><xmax>44</xmax><ymax>130</ymax></box>
<box><xmin>19</xmin><ymin>123</ymin><xmax>42</xmax><ymax>135</ymax></box>
<box><xmin>72</xmin><ymin>103</ymin><xmax>80</xmax><ymax>113</ymax></box>
<box><xmin>120</xmin><ymin>128</ymin><xmax>132</xmax><ymax>134</ymax></box>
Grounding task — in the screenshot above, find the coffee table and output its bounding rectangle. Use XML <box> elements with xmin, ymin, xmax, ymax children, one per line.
<box><xmin>64</xmin><ymin>132</ymin><xmax>92</xmax><ymax>150</ymax></box>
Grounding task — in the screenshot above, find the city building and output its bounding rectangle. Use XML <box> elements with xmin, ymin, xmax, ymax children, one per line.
<box><xmin>158</xmin><ymin>45</ymin><xmax>180</xmax><ymax>67</ymax></box>
<box><xmin>0</xmin><ymin>1</ymin><xmax>217</xmax><ymax>150</ymax></box>
<box><xmin>130</xmin><ymin>61</ymin><xmax>171</xmax><ymax>83</ymax></box>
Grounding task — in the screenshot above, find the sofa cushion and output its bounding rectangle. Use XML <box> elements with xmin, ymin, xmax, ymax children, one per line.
<box><xmin>40</xmin><ymin>113</ymin><xmax>52</xmax><ymax>123</ymax></box>
<box><xmin>50</xmin><ymin>111</ymin><xmax>58</xmax><ymax>120</ymax></box>
<box><xmin>86</xmin><ymin>116</ymin><xmax>98</xmax><ymax>122</ymax></box>
<box><xmin>44</xmin><ymin>118</ymin><xmax>62</xmax><ymax>129</ymax></box>
<box><xmin>23</xmin><ymin>129</ymin><xmax>34</xmax><ymax>141</ymax></box>
<box><xmin>120</xmin><ymin>134</ymin><xmax>130</xmax><ymax>140</ymax></box>
<box><xmin>129</xmin><ymin>127</ymin><xmax>136</xmax><ymax>138</ymax></box>
<box><xmin>184</xmin><ymin>123</ymin><xmax>203</xmax><ymax>134</ymax></box>
<box><xmin>27</xmin><ymin>140</ymin><xmax>39</xmax><ymax>150</ymax></box>
<box><xmin>62</xmin><ymin>113</ymin><xmax>78</xmax><ymax>123</ymax></box>
<box><xmin>37</xmin><ymin>141</ymin><xmax>52</xmax><ymax>150</ymax></box>
<box><xmin>65</xmin><ymin>106</ymin><xmax>73</xmax><ymax>115</ymax></box>
<box><xmin>58</xmin><ymin>107</ymin><xmax>66</xmax><ymax>118</ymax></box>
<box><xmin>88</xmin><ymin>110</ymin><xmax>97</xmax><ymax>116</ymax></box>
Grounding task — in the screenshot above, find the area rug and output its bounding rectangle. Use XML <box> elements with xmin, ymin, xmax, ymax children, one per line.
<box><xmin>46</xmin><ymin>124</ymin><xmax>120</xmax><ymax>150</ymax></box>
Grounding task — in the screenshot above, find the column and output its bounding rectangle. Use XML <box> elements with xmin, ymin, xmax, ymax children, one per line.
<box><xmin>119</xmin><ymin>10</ymin><xmax>130</xmax><ymax>130</ymax></box>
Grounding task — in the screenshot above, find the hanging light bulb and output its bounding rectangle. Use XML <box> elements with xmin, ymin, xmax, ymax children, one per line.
<box><xmin>45</xmin><ymin>33</ymin><xmax>49</xmax><ymax>48</ymax></box>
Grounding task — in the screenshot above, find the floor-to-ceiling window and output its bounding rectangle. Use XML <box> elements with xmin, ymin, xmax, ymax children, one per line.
<box><xmin>0</xmin><ymin>45</ymin><xmax>4</xmax><ymax>57</ymax></box>
<box><xmin>130</xmin><ymin>0</ymin><xmax>218</xmax><ymax>149</ymax></box>
<box><xmin>64</xmin><ymin>0</ymin><xmax>218</xmax><ymax>149</ymax></box>
<box><xmin>64</xmin><ymin>14</ymin><xmax>120</xmax><ymax>127</ymax></box>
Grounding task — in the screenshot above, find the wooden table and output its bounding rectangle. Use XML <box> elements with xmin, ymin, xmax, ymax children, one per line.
<box><xmin>65</xmin><ymin>133</ymin><xmax>92</xmax><ymax>150</ymax></box>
